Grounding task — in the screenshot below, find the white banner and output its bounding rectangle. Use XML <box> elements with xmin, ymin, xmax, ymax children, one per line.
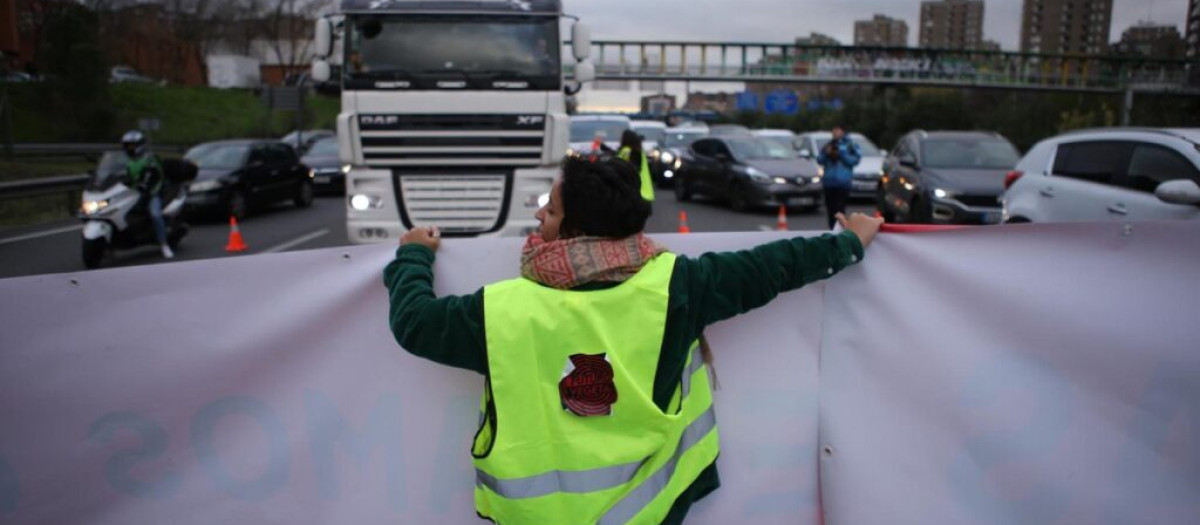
<box><xmin>0</xmin><ymin>223</ymin><xmax>1196</xmax><ymax>524</ymax></box>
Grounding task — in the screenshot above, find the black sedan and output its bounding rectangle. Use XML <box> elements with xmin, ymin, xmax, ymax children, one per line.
<box><xmin>674</xmin><ymin>136</ymin><xmax>823</xmax><ymax>212</ymax></box>
<box><xmin>184</xmin><ymin>140</ymin><xmax>314</xmax><ymax>220</ymax></box>
<box><xmin>300</xmin><ymin>137</ymin><xmax>346</xmax><ymax>195</ymax></box>
<box><xmin>878</xmin><ymin>130</ymin><xmax>1020</xmax><ymax>224</ymax></box>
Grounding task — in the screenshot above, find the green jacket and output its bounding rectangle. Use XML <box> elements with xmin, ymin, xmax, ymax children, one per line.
<box><xmin>383</xmin><ymin>231</ymin><xmax>864</xmax><ymax>524</ymax></box>
<box><xmin>127</xmin><ymin>154</ymin><xmax>164</xmax><ymax>194</ymax></box>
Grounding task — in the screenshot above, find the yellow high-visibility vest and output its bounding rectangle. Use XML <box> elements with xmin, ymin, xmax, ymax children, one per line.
<box><xmin>476</xmin><ymin>253</ymin><xmax>718</xmax><ymax>524</ymax></box>
<box><xmin>618</xmin><ymin>147</ymin><xmax>657</xmax><ymax>202</ymax></box>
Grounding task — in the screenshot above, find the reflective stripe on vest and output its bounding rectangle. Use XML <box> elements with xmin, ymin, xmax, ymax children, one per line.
<box><xmin>477</xmin><ymin>254</ymin><xmax>718</xmax><ymax>524</ymax></box>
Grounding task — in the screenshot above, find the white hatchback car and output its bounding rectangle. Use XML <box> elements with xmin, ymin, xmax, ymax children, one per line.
<box><xmin>1003</xmin><ymin>128</ymin><xmax>1200</xmax><ymax>223</ymax></box>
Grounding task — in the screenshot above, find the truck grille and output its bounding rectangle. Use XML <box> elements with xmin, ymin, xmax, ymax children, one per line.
<box><xmin>358</xmin><ymin>113</ymin><xmax>546</xmax><ymax>168</ymax></box>
<box><xmin>397</xmin><ymin>174</ymin><xmax>508</xmax><ymax>234</ymax></box>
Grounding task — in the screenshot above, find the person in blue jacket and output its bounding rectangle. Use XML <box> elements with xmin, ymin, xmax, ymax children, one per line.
<box><xmin>816</xmin><ymin>125</ymin><xmax>862</xmax><ymax>230</ymax></box>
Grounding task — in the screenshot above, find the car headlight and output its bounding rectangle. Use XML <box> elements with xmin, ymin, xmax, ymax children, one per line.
<box><xmin>189</xmin><ymin>180</ymin><xmax>221</xmax><ymax>192</ymax></box>
<box><xmin>817</xmin><ymin>166</ymin><xmax>825</xmax><ymax>177</ymax></box>
<box><xmin>673</xmin><ymin>158</ymin><xmax>682</xmax><ymax>169</ymax></box>
<box><xmin>81</xmin><ymin>199</ymin><xmax>109</xmax><ymax>215</ymax></box>
<box><xmin>661</xmin><ymin>151</ymin><xmax>675</xmax><ymax>164</ymax></box>
<box><xmin>933</xmin><ymin>188</ymin><xmax>954</xmax><ymax>199</ymax></box>
<box><xmin>308</xmin><ymin>169</ymin><xmax>316</xmax><ymax>178</ymax></box>
<box><xmin>342</xmin><ymin>164</ymin><xmax>352</xmax><ymax>174</ymax></box>
<box><xmin>651</xmin><ymin>150</ymin><xmax>661</xmax><ymax>161</ymax></box>
<box><xmin>566</xmin><ymin>148</ymin><xmax>576</xmax><ymax>157</ymax></box>
<box><xmin>745</xmin><ymin>166</ymin><xmax>771</xmax><ymax>184</ymax></box>
<box><xmin>772</xmin><ymin>177</ymin><xmax>788</xmax><ymax>185</ymax></box>
<box><xmin>811</xmin><ymin>176</ymin><xmax>822</xmax><ymax>184</ymax></box>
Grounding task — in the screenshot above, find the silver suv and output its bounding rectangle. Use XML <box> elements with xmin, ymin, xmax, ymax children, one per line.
<box><xmin>1003</xmin><ymin>128</ymin><xmax>1200</xmax><ymax>223</ymax></box>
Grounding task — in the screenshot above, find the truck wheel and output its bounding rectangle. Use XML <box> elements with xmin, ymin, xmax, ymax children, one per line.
<box><xmin>82</xmin><ymin>238</ymin><xmax>107</xmax><ymax>269</ymax></box>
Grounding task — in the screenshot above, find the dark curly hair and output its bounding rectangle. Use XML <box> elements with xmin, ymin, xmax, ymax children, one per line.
<box><xmin>559</xmin><ymin>155</ymin><xmax>651</xmax><ymax>239</ymax></box>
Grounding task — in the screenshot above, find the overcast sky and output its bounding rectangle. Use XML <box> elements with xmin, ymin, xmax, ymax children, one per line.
<box><xmin>566</xmin><ymin>0</ymin><xmax>1191</xmax><ymax>111</ymax></box>
<box><xmin>565</xmin><ymin>0</ymin><xmax>1189</xmax><ymax>49</ymax></box>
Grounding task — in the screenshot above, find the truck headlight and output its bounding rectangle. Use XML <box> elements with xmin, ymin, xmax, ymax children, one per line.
<box><xmin>350</xmin><ymin>193</ymin><xmax>383</xmax><ymax>211</ymax></box>
<box><xmin>525</xmin><ymin>192</ymin><xmax>550</xmax><ymax>208</ymax></box>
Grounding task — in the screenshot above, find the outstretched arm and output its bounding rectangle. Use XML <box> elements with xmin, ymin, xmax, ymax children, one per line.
<box><xmin>383</xmin><ymin>227</ymin><xmax>488</xmax><ymax>374</ymax></box>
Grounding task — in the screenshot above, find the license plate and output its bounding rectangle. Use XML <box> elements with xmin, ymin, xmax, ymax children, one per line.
<box><xmin>314</xmin><ymin>176</ymin><xmax>331</xmax><ymax>184</ymax></box>
<box><xmin>853</xmin><ymin>181</ymin><xmax>875</xmax><ymax>191</ymax></box>
<box><xmin>790</xmin><ymin>197</ymin><xmax>814</xmax><ymax>206</ymax></box>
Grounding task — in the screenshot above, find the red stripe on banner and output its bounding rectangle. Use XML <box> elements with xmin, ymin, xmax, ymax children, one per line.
<box><xmin>880</xmin><ymin>224</ymin><xmax>970</xmax><ymax>233</ymax></box>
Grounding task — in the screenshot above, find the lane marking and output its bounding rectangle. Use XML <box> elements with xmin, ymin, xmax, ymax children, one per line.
<box><xmin>0</xmin><ymin>224</ymin><xmax>83</xmax><ymax>246</ymax></box>
<box><xmin>260</xmin><ymin>228</ymin><xmax>330</xmax><ymax>254</ymax></box>
<box><xmin>758</xmin><ymin>225</ymin><xmax>774</xmax><ymax>232</ymax></box>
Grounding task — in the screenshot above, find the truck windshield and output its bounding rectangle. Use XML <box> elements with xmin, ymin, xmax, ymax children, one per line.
<box><xmin>345</xmin><ymin>15</ymin><xmax>560</xmax><ymax>90</ymax></box>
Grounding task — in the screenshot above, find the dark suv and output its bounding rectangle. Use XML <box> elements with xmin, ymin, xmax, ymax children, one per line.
<box><xmin>878</xmin><ymin>130</ymin><xmax>1021</xmax><ymax>224</ymax></box>
<box><xmin>674</xmin><ymin>136</ymin><xmax>823</xmax><ymax>212</ymax></box>
<box><xmin>184</xmin><ymin>140</ymin><xmax>314</xmax><ymax>220</ymax></box>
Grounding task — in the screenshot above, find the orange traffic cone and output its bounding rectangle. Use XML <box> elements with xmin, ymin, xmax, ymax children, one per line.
<box><xmin>225</xmin><ymin>216</ymin><xmax>248</xmax><ymax>252</ymax></box>
<box><xmin>678</xmin><ymin>210</ymin><xmax>691</xmax><ymax>234</ymax></box>
<box><xmin>776</xmin><ymin>205</ymin><xmax>789</xmax><ymax>231</ymax></box>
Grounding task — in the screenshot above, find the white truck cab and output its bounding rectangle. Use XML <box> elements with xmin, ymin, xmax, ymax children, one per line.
<box><xmin>311</xmin><ymin>0</ymin><xmax>593</xmax><ymax>242</ymax></box>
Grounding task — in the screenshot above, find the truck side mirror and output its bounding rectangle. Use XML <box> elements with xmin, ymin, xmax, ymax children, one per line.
<box><xmin>1155</xmin><ymin>179</ymin><xmax>1200</xmax><ymax>205</ymax></box>
<box><xmin>572</xmin><ymin>22</ymin><xmax>592</xmax><ymax>62</ymax></box>
<box><xmin>312</xmin><ymin>60</ymin><xmax>331</xmax><ymax>83</ymax></box>
<box><xmin>574</xmin><ymin>61</ymin><xmax>595</xmax><ymax>84</ymax></box>
<box><xmin>314</xmin><ymin>18</ymin><xmax>333</xmax><ymax>58</ymax></box>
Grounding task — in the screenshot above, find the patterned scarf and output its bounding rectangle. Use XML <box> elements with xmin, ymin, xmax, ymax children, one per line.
<box><xmin>520</xmin><ymin>233</ymin><xmax>668</xmax><ymax>290</ymax></box>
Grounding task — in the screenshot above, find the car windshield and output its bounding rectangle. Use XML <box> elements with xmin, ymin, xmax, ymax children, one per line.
<box><xmin>816</xmin><ymin>136</ymin><xmax>882</xmax><ymax>156</ymax></box>
<box><xmin>665</xmin><ymin>131</ymin><xmax>706</xmax><ymax>148</ymax></box>
<box><xmin>633</xmin><ymin>127</ymin><xmax>666</xmax><ymax>144</ymax></box>
<box><xmin>186</xmin><ymin>144</ymin><xmax>249</xmax><ymax>169</ymax></box>
<box><xmin>728</xmin><ymin>138</ymin><xmax>795</xmax><ymax>160</ymax></box>
<box><xmin>345</xmin><ymin>15</ymin><xmax>560</xmax><ymax>89</ymax></box>
<box><xmin>93</xmin><ymin>151</ymin><xmax>130</xmax><ymax>185</ymax></box>
<box><xmin>758</xmin><ymin>137</ymin><xmax>798</xmax><ymax>156</ymax></box>
<box><xmin>306</xmin><ymin>139</ymin><xmax>339</xmax><ymax>157</ymax></box>
<box><xmin>922</xmin><ymin>139</ymin><xmax>1020</xmax><ymax>169</ymax></box>
<box><xmin>571</xmin><ymin>120</ymin><xmax>629</xmax><ymax>143</ymax></box>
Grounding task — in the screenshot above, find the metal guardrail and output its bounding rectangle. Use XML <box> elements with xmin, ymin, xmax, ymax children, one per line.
<box><xmin>0</xmin><ymin>174</ymin><xmax>90</xmax><ymax>217</ymax></box>
<box><xmin>0</xmin><ymin>174</ymin><xmax>90</xmax><ymax>200</ymax></box>
<box><xmin>10</xmin><ymin>143</ymin><xmax>188</xmax><ymax>157</ymax></box>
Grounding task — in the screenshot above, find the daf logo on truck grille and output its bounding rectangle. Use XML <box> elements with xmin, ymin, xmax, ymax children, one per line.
<box><xmin>516</xmin><ymin>115</ymin><xmax>545</xmax><ymax>126</ymax></box>
<box><xmin>360</xmin><ymin>115</ymin><xmax>399</xmax><ymax>127</ymax></box>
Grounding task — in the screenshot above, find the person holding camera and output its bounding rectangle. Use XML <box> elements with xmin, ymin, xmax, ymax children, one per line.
<box><xmin>816</xmin><ymin>125</ymin><xmax>862</xmax><ymax>230</ymax></box>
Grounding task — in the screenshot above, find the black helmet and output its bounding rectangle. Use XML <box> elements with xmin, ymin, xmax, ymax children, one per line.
<box><xmin>121</xmin><ymin>130</ymin><xmax>147</xmax><ymax>158</ymax></box>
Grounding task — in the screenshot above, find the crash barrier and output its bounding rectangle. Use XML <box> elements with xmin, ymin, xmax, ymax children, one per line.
<box><xmin>9</xmin><ymin>143</ymin><xmax>188</xmax><ymax>158</ymax></box>
<box><xmin>1</xmin><ymin>223</ymin><xmax>1197</xmax><ymax>524</ymax></box>
<box><xmin>0</xmin><ymin>174</ymin><xmax>90</xmax><ymax>216</ymax></box>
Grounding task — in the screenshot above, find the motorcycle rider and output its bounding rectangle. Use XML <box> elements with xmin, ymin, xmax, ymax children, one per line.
<box><xmin>121</xmin><ymin>130</ymin><xmax>174</xmax><ymax>259</ymax></box>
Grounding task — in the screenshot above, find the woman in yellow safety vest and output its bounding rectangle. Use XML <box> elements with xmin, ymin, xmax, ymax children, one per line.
<box><xmin>385</xmin><ymin>156</ymin><xmax>882</xmax><ymax>525</ymax></box>
<box><xmin>617</xmin><ymin>129</ymin><xmax>656</xmax><ymax>202</ymax></box>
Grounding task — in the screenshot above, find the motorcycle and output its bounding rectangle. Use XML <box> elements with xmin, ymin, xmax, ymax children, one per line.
<box><xmin>79</xmin><ymin>153</ymin><xmax>197</xmax><ymax>269</ymax></box>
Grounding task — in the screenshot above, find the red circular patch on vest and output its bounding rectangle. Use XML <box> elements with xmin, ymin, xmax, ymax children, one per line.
<box><xmin>559</xmin><ymin>354</ymin><xmax>618</xmax><ymax>417</ymax></box>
